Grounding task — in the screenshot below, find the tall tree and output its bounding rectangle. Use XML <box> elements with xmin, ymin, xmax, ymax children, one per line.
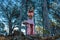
<box><xmin>43</xmin><ymin>0</ymin><xmax>51</xmax><ymax>36</ymax></box>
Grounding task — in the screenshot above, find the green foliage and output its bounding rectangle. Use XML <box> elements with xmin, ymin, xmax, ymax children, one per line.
<box><xmin>43</xmin><ymin>29</ymin><xmax>50</xmax><ymax>34</ymax></box>
<box><xmin>12</xmin><ymin>9</ymin><xmax>20</xmax><ymax>18</ymax></box>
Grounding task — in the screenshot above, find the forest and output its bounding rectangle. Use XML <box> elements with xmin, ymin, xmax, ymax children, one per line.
<box><xmin>0</xmin><ymin>0</ymin><xmax>60</xmax><ymax>40</ymax></box>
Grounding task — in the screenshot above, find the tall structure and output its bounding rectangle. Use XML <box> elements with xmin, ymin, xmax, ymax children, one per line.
<box><xmin>43</xmin><ymin>0</ymin><xmax>51</xmax><ymax>36</ymax></box>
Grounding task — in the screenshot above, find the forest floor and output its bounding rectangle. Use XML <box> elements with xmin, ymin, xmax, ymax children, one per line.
<box><xmin>0</xmin><ymin>34</ymin><xmax>60</xmax><ymax>40</ymax></box>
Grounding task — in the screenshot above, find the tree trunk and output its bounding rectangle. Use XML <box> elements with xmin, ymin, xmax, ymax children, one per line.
<box><xmin>9</xmin><ymin>19</ymin><xmax>12</xmax><ymax>35</ymax></box>
<box><xmin>43</xmin><ymin>0</ymin><xmax>51</xmax><ymax>37</ymax></box>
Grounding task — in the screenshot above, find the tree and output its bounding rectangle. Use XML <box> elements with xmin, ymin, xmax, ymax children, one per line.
<box><xmin>0</xmin><ymin>0</ymin><xmax>21</xmax><ymax>35</ymax></box>
<box><xmin>47</xmin><ymin>0</ymin><xmax>60</xmax><ymax>35</ymax></box>
<box><xmin>43</xmin><ymin>0</ymin><xmax>51</xmax><ymax>36</ymax></box>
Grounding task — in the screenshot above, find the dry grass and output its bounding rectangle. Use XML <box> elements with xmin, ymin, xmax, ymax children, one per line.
<box><xmin>0</xmin><ymin>37</ymin><xmax>6</xmax><ymax>40</ymax></box>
